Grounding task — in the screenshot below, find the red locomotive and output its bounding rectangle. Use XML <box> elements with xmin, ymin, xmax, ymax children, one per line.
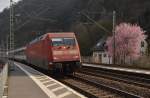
<box><xmin>25</xmin><ymin>32</ymin><xmax>81</xmax><ymax>74</ymax></box>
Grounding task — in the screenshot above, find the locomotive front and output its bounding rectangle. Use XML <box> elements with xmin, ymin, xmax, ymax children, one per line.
<box><xmin>49</xmin><ymin>33</ymin><xmax>81</xmax><ymax>74</ymax></box>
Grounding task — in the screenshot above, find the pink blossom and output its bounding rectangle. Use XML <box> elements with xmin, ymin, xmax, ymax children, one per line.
<box><xmin>106</xmin><ymin>23</ymin><xmax>146</xmax><ymax>62</ymax></box>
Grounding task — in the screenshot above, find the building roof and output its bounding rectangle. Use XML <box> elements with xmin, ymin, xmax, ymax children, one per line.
<box><xmin>93</xmin><ymin>37</ymin><xmax>107</xmax><ymax>52</ymax></box>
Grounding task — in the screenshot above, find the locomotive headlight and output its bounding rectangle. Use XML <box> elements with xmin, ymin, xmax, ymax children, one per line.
<box><xmin>54</xmin><ymin>57</ymin><xmax>58</xmax><ymax>60</ymax></box>
<box><xmin>74</xmin><ymin>56</ymin><xmax>79</xmax><ymax>58</ymax></box>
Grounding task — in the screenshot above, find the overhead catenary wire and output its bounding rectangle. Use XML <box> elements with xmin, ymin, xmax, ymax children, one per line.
<box><xmin>15</xmin><ymin>7</ymin><xmax>53</xmax><ymax>31</ymax></box>
<box><xmin>80</xmin><ymin>12</ymin><xmax>111</xmax><ymax>33</ymax></box>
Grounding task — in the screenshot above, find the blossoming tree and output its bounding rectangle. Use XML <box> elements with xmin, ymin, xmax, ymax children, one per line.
<box><xmin>106</xmin><ymin>23</ymin><xmax>146</xmax><ymax>64</ymax></box>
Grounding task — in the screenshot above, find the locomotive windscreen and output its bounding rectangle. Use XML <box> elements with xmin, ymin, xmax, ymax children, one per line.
<box><xmin>52</xmin><ymin>38</ymin><xmax>76</xmax><ymax>46</ymax></box>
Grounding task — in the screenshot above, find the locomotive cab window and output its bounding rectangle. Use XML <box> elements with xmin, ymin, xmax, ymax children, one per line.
<box><xmin>52</xmin><ymin>38</ymin><xmax>63</xmax><ymax>46</ymax></box>
<box><xmin>52</xmin><ymin>38</ymin><xmax>76</xmax><ymax>46</ymax></box>
<box><xmin>64</xmin><ymin>38</ymin><xmax>76</xmax><ymax>46</ymax></box>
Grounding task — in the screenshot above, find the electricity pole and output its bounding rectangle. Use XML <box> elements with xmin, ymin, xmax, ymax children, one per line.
<box><xmin>113</xmin><ymin>10</ymin><xmax>116</xmax><ymax>64</ymax></box>
<box><xmin>10</xmin><ymin>0</ymin><xmax>15</xmax><ymax>69</ymax></box>
<box><xmin>10</xmin><ymin>0</ymin><xmax>14</xmax><ymax>52</ymax></box>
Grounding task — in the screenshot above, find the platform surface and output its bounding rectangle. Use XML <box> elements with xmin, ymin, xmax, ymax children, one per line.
<box><xmin>83</xmin><ymin>63</ymin><xmax>150</xmax><ymax>75</ymax></box>
<box><xmin>8</xmin><ymin>62</ymin><xmax>86</xmax><ymax>98</ymax></box>
<box><xmin>8</xmin><ymin>63</ymin><xmax>49</xmax><ymax>98</ymax></box>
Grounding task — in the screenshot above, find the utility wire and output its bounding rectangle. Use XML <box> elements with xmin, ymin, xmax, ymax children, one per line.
<box><xmin>15</xmin><ymin>7</ymin><xmax>52</xmax><ymax>31</ymax></box>
<box><xmin>80</xmin><ymin>12</ymin><xmax>111</xmax><ymax>33</ymax></box>
<box><xmin>16</xmin><ymin>4</ymin><xmax>54</xmax><ymax>25</ymax></box>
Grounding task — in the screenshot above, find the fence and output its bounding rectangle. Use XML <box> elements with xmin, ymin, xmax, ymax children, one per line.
<box><xmin>133</xmin><ymin>56</ymin><xmax>150</xmax><ymax>69</ymax></box>
<box><xmin>82</xmin><ymin>56</ymin><xmax>132</xmax><ymax>65</ymax></box>
<box><xmin>82</xmin><ymin>56</ymin><xmax>150</xmax><ymax>69</ymax></box>
<box><xmin>82</xmin><ymin>56</ymin><xmax>135</xmax><ymax>64</ymax></box>
<box><xmin>81</xmin><ymin>56</ymin><xmax>95</xmax><ymax>63</ymax></box>
<box><xmin>0</xmin><ymin>63</ymin><xmax>8</xmax><ymax>98</ymax></box>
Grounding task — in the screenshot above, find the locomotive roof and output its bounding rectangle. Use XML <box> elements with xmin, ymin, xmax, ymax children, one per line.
<box><xmin>29</xmin><ymin>32</ymin><xmax>76</xmax><ymax>45</ymax></box>
<box><xmin>46</xmin><ymin>32</ymin><xmax>75</xmax><ymax>38</ymax></box>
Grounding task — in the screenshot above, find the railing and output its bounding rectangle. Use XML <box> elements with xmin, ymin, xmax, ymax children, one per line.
<box><xmin>0</xmin><ymin>63</ymin><xmax>8</xmax><ymax>98</ymax></box>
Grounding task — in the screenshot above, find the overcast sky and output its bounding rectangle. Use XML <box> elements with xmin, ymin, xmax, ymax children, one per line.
<box><xmin>0</xmin><ymin>0</ymin><xmax>20</xmax><ymax>12</ymax></box>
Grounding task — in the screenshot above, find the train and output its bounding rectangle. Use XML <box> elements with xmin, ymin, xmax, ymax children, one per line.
<box><xmin>9</xmin><ymin>32</ymin><xmax>81</xmax><ymax>74</ymax></box>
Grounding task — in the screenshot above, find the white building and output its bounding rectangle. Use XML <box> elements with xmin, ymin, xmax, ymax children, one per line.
<box><xmin>93</xmin><ymin>51</ymin><xmax>112</xmax><ymax>64</ymax></box>
<box><xmin>92</xmin><ymin>37</ymin><xmax>112</xmax><ymax>64</ymax></box>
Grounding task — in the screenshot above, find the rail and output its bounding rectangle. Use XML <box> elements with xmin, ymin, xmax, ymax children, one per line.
<box><xmin>73</xmin><ymin>73</ymin><xmax>143</xmax><ymax>98</ymax></box>
<box><xmin>0</xmin><ymin>63</ymin><xmax>8</xmax><ymax>98</ymax></box>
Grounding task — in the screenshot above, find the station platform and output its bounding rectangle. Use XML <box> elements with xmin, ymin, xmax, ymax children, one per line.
<box><xmin>83</xmin><ymin>63</ymin><xmax>150</xmax><ymax>75</ymax></box>
<box><xmin>8</xmin><ymin>62</ymin><xmax>86</xmax><ymax>98</ymax></box>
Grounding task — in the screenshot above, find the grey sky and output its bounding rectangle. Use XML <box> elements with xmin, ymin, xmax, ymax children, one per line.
<box><xmin>0</xmin><ymin>0</ymin><xmax>20</xmax><ymax>12</ymax></box>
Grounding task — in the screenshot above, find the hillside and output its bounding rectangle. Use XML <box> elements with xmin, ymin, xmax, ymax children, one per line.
<box><xmin>0</xmin><ymin>0</ymin><xmax>150</xmax><ymax>55</ymax></box>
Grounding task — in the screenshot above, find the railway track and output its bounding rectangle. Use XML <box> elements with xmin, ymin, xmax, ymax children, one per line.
<box><xmin>80</xmin><ymin>67</ymin><xmax>150</xmax><ymax>89</ymax></box>
<box><xmin>59</xmin><ymin>74</ymin><xmax>142</xmax><ymax>98</ymax></box>
<box><xmin>75</xmin><ymin>67</ymin><xmax>150</xmax><ymax>98</ymax></box>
